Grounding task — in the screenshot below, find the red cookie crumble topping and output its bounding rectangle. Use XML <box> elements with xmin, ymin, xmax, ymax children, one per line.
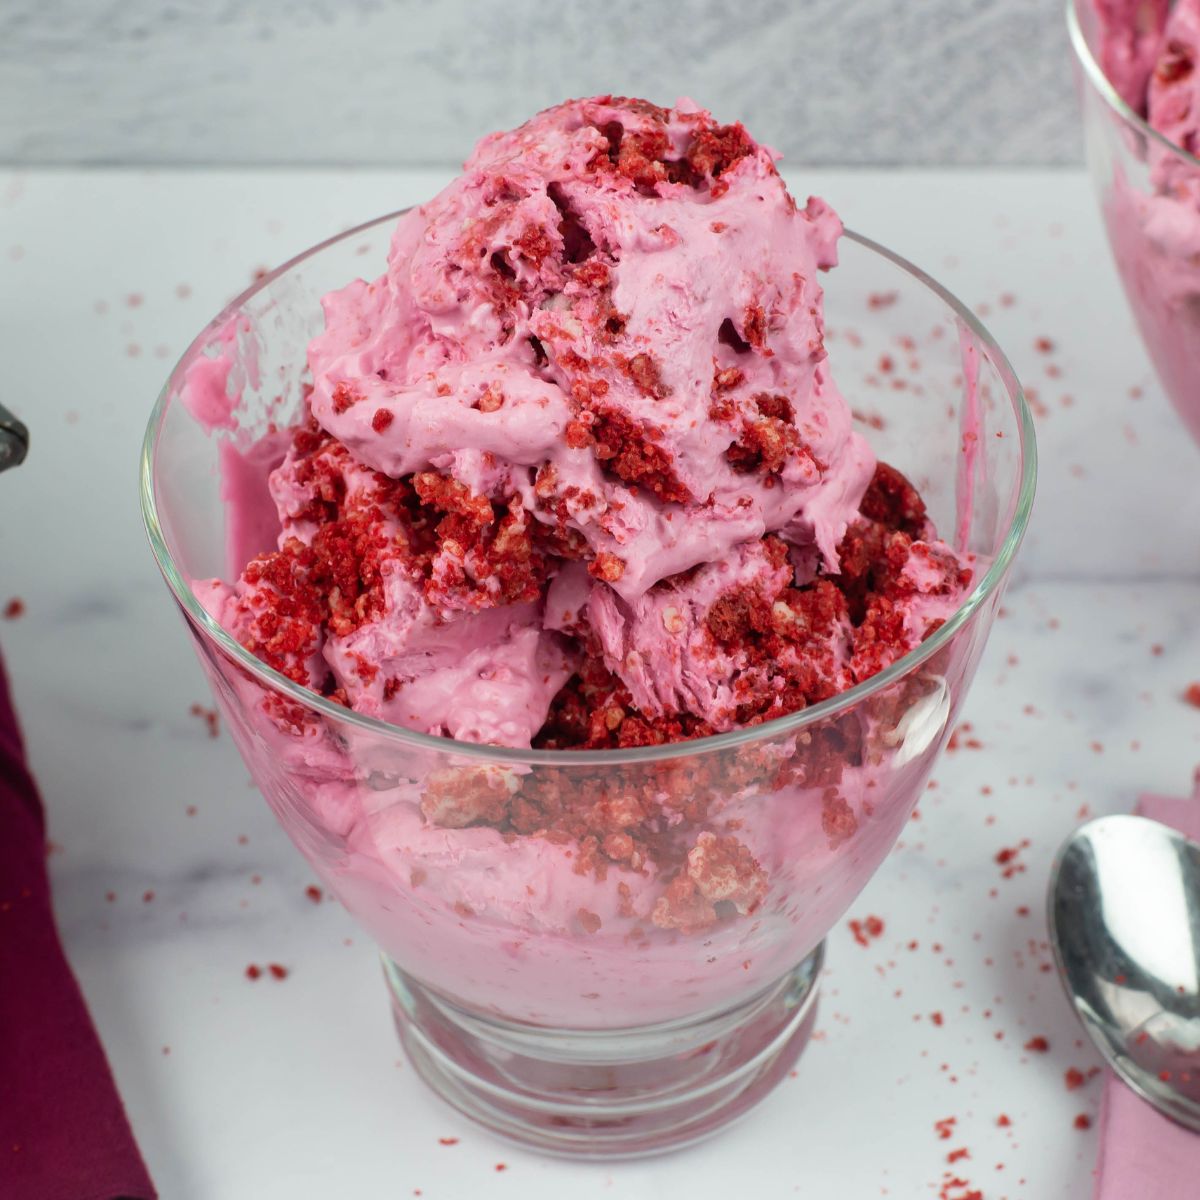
<box><xmin>650</xmin><ymin>832</ymin><xmax>768</xmax><ymax>932</ymax></box>
<box><xmin>420</xmin><ymin>766</ymin><xmax>516</xmax><ymax>829</ymax></box>
<box><xmin>585</xmin><ymin>408</ymin><xmax>692</xmax><ymax>503</ymax></box>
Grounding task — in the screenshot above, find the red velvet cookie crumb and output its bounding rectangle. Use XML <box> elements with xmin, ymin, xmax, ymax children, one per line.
<box><xmin>858</xmin><ymin>461</ymin><xmax>929</xmax><ymax>537</ymax></box>
<box><xmin>421</xmin><ymin>766</ymin><xmax>515</xmax><ymax>829</ymax></box>
<box><xmin>619</xmin><ymin>351</ymin><xmax>670</xmax><ymax>400</ymax></box>
<box><xmin>587</xmin><ymin>408</ymin><xmax>692</xmax><ymax>503</ymax></box>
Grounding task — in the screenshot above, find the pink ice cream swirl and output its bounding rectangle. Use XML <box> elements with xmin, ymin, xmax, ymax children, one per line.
<box><xmin>201</xmin><ymin>96</ymin><xmax>970</xmax><ymax>754</ymax></box>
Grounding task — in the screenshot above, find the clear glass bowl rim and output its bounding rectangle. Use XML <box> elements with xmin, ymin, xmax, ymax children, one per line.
<box><xmin>139</xmin><ymin>209</ymin><xmax>1037</xmax><ymax>768</ymax></box>
<box><xmin>1067</xmin><ymin>0</ymin><xmax>1200</xmax><ymax>172</ymax></box>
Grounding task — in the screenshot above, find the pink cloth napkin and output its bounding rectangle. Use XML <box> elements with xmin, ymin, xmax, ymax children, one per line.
<box><xmin>0</xmin><ymin>652</ymin><xmax>156</xmax><ymax>1199</ymax></box>
<box><xmin>1093</xmin><ymin>775</ymin><xmax>1200</xmax><ymax>1200</ymax></box>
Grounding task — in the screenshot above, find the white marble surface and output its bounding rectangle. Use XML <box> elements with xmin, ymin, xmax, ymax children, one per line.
<box><xmin>2</xmin><ymin>167</ymin><xmax>1200</xmax><ymax>1198</ymax></box>
<box><xmin>1</xmin><ymin>0</ymin><xmax>1079</xmax><ymax>167</ymax></box>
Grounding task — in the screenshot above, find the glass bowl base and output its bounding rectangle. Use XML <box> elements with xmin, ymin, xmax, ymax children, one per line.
<box><xmin>383</xmin><ymin>944</ymin><xmax>823</xmax><ymax>1158</ymax></box>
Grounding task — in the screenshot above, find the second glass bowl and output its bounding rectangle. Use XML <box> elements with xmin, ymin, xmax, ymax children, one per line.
<box><xmin>1070</xmin><ymin>0</ymin><xmax>1200</xmax><ymax>445</ymax></box>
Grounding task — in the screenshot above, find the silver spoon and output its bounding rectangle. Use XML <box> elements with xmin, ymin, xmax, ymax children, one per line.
<box><xmin>1049</xmin><ymin>814</ymin><xmax>1200</xmax><ymax>1130</ymax></box>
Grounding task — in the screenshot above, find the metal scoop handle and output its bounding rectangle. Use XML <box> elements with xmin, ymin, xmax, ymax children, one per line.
<box><xmin>0</xmin><ymin>403</ymin><xmax>28</xmax><ymax>473</ymax></box>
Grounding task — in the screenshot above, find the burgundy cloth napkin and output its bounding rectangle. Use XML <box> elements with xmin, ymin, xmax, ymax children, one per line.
<box><xmin>1093</xmin><ymin>775</ymin><xmax>1200</xmax><ymax>1200</ymax></box>
<box><xmin>0</xmin><ymin>653</ymin><xmax>156</xmax><ymax>1199</ymax></box>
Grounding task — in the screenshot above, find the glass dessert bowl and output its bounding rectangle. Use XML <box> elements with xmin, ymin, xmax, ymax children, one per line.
<box><xmin>141</xmin><ymin>213</ymin><xmax>1034</xmax><ymax>1158</ymax></box>
<box><xmin>1069</xmin><ymin>0</ymin><xmax>1200</xmax><ymax>445</ymax></box>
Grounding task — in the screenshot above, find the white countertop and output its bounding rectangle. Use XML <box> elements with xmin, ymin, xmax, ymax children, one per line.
<box><xmin>3</xmin><ymin>167</ymin><xmax>1199</xmax><ymax>1199</ymax></box>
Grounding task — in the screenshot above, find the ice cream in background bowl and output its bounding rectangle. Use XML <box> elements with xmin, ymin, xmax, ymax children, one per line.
<box><xmin>141</xmin><ymin>97</ymin><xmax>1035</xmax><ymax>1156</ymax></box>
<box><xmin>1071</xmin><ymin>0</ymin><xmax>1200</xmax><ymax>445</ymax></box>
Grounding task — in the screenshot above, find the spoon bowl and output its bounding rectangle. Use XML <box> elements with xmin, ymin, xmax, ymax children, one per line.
<box><xmin>1049</xmin><ymin>814</ymin><xmax>1200</xmax><ymax>1130</ymax></box>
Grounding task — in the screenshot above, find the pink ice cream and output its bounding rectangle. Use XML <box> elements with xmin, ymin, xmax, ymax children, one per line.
<box><xmin>1092</xmin><ymin>0</ymin><xmax>1200</xmax><ymax>443</ymax></box>
<box><xmin>1096</xmin><ymin>0</ymin><xmax>1171</xmax><ymax>109</ymax></box>
<box><xmin>1147</xmin><ymin>0</ymin><xmax>1200</xmax><ymax>153</ymax></box>
<box><xmin>200</xmin><ymin>96</ymin><xmax>970</xmax><ymax>752</ymax></box>
<box><xmin>179</xmin><ymin>98</ymin><xmax>984</xmax><ymax>1030</ymax></box>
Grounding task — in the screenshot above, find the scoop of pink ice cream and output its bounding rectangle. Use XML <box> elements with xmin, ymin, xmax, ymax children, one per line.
<box><xmin>1097</xmin><ymin>0</ymin><xmax>1200</xmax><ymax>424</ymax></box>
<box><xmin>204</xmin><ymin>96</ymin><xmax>972</xmax><ymax>750</ymax></box>
<box><xmin>1147</xmin><ymin>0</ymin><xmax>1200</xmax><ymax>157</ymax></box>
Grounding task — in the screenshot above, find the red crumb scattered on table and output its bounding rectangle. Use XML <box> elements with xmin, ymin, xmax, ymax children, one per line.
<box><xmin>995</xmin><ymin>839</ymin><xmax>1030</xmax><ymax>879</ymax></box>
<box><xmin>996</xmin><ymin>1114</ymin><xmax>1012</xmax><ymax>1127</ymax></box>
<box><xmin>867</xmin><ymin>291</ymin><xmax>898</xmax><ymax>309</ymax></box>
<box><xmin>245</xmin><ymin>964</ymin><xmax>262</xmax><ymax>980</ymax></box>
<box><xmin>495</xmin><ymin>1163</ymin><xmax>508</xmax><ymax>1172</ymax></box>
<box><xmin>1024</xmin><ymin>1036</ymin><xmax>1050</xmax><ymax>1053</ymax></box>
<box><xmin>938</xmin><ymin>1176</ymin><xmax>983</xmax><ymax>1200</ymax></box>
<box><xmin>142</xmin><ymin>890</ymin><xmax>155</xmax><ymax>903</ymax></box>
<box><xmin>934</xmin><ymin>1116</ymin><xmax>957</xmax><ymax>1141</ymax></box>
<box><xmin>3</xmin><ymin>598</ymin><xmax>24</xmax><ymax>620</ymax></box>
<box><xmin>946</xmin><ymin>1148</ymin><xmax>970</xmax><ymax>1164</ymax></box>
<box><xmin>267</xmin><ymin>963</ymin><xmax>289</xmax><ymax>980</ymax></box>
<box><xmin>848</xmin><ymin>914</ymin><xmax>885</xmax><ymax>947</ymax></box>
<box><xmin>1184</xmin><ymin>684</ymin><xmax>1200</xmax><ymax>708</ymax></box>
<box><xmin>1034</xmin><ymin>336</ymin><xmax>1055</xmax><ymax>353</ymax></box>
<box><xmin>438</xmin><ymin>1137</ymin><xmax>458</xmax><ymax>1146</ymax></box>
<box><xmin>189</xmin><ymin>703</ymin><xmax>220</xmax><ymax>738</ymax></box>
<box><xmin>931</xmin><ymin>1011</ymin><xmax>944</xmax><ymax>1026</ymax></box>
<box><xmin>1074</xmin><ymin>1113</ymin><xmax>1092</xmax><ymax>1131</ymax></box>
<box><xmin>1065</xmin><ymin>1068</ymin><xmax>1085</xmax><ymax>1090</ymax></box>
<box><xmin>305</xmin><ymin>885</ymin><xmax>323</xmax><ymax>903</ymax></box>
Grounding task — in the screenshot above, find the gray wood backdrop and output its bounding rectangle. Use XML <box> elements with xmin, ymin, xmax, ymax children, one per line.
<box><xmin>3</xmin><ymin>0</ymin><xmax>1081</xmax><ymax>166</ymax></box>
